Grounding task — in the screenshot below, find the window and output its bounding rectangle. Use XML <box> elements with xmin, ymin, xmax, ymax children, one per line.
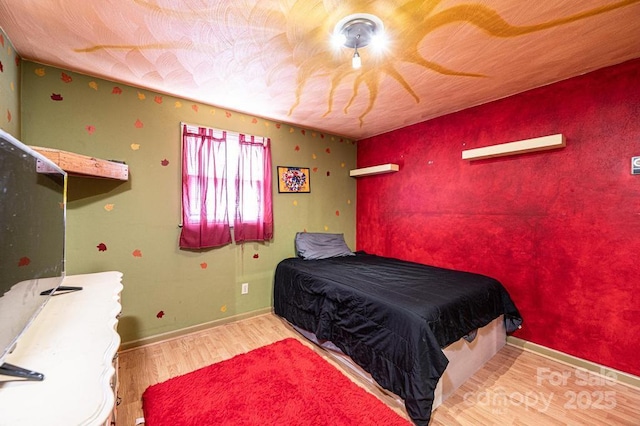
<box><xmin>179</xmin><ymin>124</ymin><xmax>273</xmax><ymax>249</ymax></box>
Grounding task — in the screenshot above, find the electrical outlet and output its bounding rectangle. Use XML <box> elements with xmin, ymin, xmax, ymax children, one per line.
<box><xmin>241</xmin><ymin>282</ymin><xmax>249</xmax><ymax>294</ymax></box>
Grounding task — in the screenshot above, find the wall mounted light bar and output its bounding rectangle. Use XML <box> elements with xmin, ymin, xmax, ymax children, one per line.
<box><xmin>462</xmin><ymin>134</ymin><xmax>565</xmax><ymax>161</ymax></box>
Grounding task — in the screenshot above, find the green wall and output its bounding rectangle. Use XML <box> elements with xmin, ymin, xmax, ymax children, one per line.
<box><xmin>19</xmin><ymin>60</ymin><xmax>357</xmax><ymax>344</ymax></box>
<box><xmin>0</xmin><ymin>28</ymin><xmax>20</xmax><ymax>138</ymax></box>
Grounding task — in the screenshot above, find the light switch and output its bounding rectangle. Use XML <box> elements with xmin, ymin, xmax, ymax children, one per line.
<box><xmin>632</xmin><ymin>157</ymin><xmax>640</xmax><ymax>175</ymax></box>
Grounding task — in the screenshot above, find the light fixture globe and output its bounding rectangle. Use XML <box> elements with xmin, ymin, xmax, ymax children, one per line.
<box><xmin>334</xmin><ymin>13</ymin><xmax>384</xmax><ymax>49</ymax></box>
<box><xmin>333</xmin><ymin>13</ymin><xmax>385</xmax><ymax>69</ymax></box>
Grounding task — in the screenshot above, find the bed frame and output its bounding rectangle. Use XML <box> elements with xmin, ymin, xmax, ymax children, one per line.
<box><xmin>290</xmin><ymin>315</ymin><xmax>506</xmax><ymax>413</ymax></box>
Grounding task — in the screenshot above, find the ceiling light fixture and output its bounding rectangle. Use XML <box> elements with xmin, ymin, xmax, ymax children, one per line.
<box><xmin>333</xmin><ymin>13</ymin><xmax>385</xmax><ymax>70</ymax></box>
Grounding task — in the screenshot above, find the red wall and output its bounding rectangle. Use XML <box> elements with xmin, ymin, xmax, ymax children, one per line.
<box><xmin>356</xmin><ymin>58</ymin><xmax>640</xmax><ymax>376</ymax></box>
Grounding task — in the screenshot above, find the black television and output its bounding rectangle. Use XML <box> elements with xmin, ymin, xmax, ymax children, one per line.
<box><xmin>0</xmin><ymin>129</ymin><xmax>67</xmax><ymax>380</ymax></box>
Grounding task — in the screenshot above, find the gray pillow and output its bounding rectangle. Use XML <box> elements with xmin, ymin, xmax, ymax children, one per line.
<box><xmin>295</xmin><ymin>232</ymin><xmax>355</xmax><ymax>260</ymax></box>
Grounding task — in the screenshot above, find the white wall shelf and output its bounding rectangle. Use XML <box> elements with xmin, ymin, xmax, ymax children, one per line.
<box><xmin>462</xmin><ymin>134</ymin><xmax>565</xmax><ymax>161</ymax></box>
<box><xmin>350</xmin><ymin>163</ymin><xmax>399</xmax><ymax>177</ymax></box>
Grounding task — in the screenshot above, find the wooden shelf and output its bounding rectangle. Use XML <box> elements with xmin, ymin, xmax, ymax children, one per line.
<box><xmin>462</xmin><ymin>134</ymin><xmax>565</xmax><ymax>161</ymax></box>
<box><xmin>31</xmin><ymin>146</ymin><xmax>129</xmax><ymax>180</ymax></box>
<box><xmin>350</xmin><ymin>163</ymin><xmax>399</xmax><ymax>177</ymax></box>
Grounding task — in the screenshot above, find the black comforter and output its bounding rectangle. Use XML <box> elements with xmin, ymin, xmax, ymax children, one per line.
<box><xmin>273</xmin><ymin>252</ymin><xmax>522</xmax><ymax>425</ymax></box>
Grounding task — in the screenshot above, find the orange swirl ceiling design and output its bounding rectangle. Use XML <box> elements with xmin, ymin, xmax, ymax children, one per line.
<box><xmin>1</xmin><ymin>0</ymin><xmax>639</xmax><ymax>139</ymax></box>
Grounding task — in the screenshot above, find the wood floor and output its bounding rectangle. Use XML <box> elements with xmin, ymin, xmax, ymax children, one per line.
<box><xmin>117</xmin><ymin>313</ymin><xmax>640</xmax><ymax>426</ymax></box>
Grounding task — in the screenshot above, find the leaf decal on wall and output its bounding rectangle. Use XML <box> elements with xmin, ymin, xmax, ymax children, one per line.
<box><xmin>86</xmin><ymin>125</ymin><xmax>96</xmax><ymax>135</ymax></box>
<box><xmin>312</xmin><ymin>154</ymin><xmax>317</xmax><ymax>160</ymax></box>
<box><xmin>313</xmin><ymin>167</ymin><xmax>318</xmax><ymax>172</ymax></box>
<box><xmin>225</xmin><ymin>111</ymin><xmax>232</xmax><ymax>118</ymax></box>
<box><xmin>104</xmin><ymin>203</ymin><xmax>114</xmax><ymax>211</ymax></box>
<box><xmin>60</xmin><ymin>72</ymin><xmax>72</xmax><ymax>83</ymax></box>
<box><xmin>220</xmin><ymin>305</ymin><xmax>227</xmax><ymax>313</ymax></box>
<box><xmin>156</xmin><ymin>310</ymin><xmax>165</xmax><ymax>318</ymax></box>
<box><xmin>251</xmin><ymin>118</ymin><xmax>257</xmax><ymax>124</ymax></box>
<box><xmin>112</xmin><ymin>87</ymin><xmax>122</xmax><ymax>94</ymax></box>
<box><xmin>325</xmin><ymin>148</ymin><xmax>331</xmax><ymax>154</ymax></box>
<box><xmin>253</xmin><ymin>253</ymin><xmax>259</xmax><ymax>259</ymax></box>
<box><xmin>294</xmin><ymin>145</ymin><xmax>300</xmax><ymax>151</ymax></box>
<box><xmin>0</xmin><ymin>61</ymin><xmax>3</xmax><ymax>72</ymax></box>
<box><xmin>50</xmin><ymin>93</ymin><xmax>63</xmax><ymax>101</ymax></box>
<box><xmin>96</xmin><ymin>243</ymin><xmax>107</xmax><ymax>252</ymax></box>
<box><xmin>192</xmin><ymin>104</ymin><xmax>198</xmax><ymax>112</ymax></box>
<box><xmin>289</xmin><ymin>127</ymin><xmax>294</xmax><ymax>133</ymax></box>
<box><xmin>326</xmin><ymin>171</ymin><xmax>330</xmax><ymax>176</ymax></box>
<box><xmin>154</xmin><ymin>96</ymin><xmax>163</xmax><ymax>104</ymax></box>
<box><xmin>174</xmin><ymin>101</ymin><xmax>182</xmax><ymax>108</ymax></box>
<box><xmin>134</xmin><ymin>119</ymin><xmax>144</xmax><ymax>128</ymax></box>
<box><xmin>335</xmin><ymin>210</ymin><xmax>340</xmax><ymax>216</ymax></box>
<box><xmin>18</xmin><ymin>256</ymin><xmax>30</xmax><ymax>267</ymax></box>
<box><xmin>301</xmin><ymin>130</ymin><xmax>306</xmax><ymax>136</ymax></box>
<box><xmin>275</xmin><ymin>123</ymin><xmax>281</xmax><ymax>129</ymax></box>
<box><xmin>200</xmin><ymin>262</ymin><xmax>208</xmax><ymax>269</ymax></box>
<box><xmin>88</xmin><ymin>81</ymin><xmax>98</xmax><ymax>90</ymax></box>
<box><xmin>161</xmin><ymin>159</ymin><xmax>169</xmax><ymax>166</ymax></box>
<box><xmin>137</xmin><ymin>92</ymin><xmax>145</xmax><ymax>100</ymax></box>
<box><xmin>7</xmin><ymin>109</ymin><xmax>11</xmax><ymax>123</ymax></box>
<box><xmin>130</xmin><ymin>143</ymin><xmax>140</xmax><ymax>150</ymax></box>
<box><xmin>132</xmin><ymin>249</ymin><xmax>142</xmax><ymax>257</ymax></box>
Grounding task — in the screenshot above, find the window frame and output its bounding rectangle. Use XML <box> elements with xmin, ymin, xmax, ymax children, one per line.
<box><xmin>180</xmin><ymin>123</ymin><xmax>266</xmax><ymax>227</ymax></box>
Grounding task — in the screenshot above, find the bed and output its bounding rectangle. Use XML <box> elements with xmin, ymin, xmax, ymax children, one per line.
<box><xmin>273</xmin><ymin>233</ymin><xmax>522</xmax><ymax>425</ymax></box>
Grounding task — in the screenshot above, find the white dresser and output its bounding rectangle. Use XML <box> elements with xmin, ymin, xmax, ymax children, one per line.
<box><xmin>0</xmin><ymin>271</ymin><xmax>123</xmax><ymax>426</ymax></box>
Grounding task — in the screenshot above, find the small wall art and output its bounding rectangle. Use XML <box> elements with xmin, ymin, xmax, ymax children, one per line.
<box><xmin>278</xmin><ymin>166</ymin><xmax>310</xmax><ymax>193</ymax></box>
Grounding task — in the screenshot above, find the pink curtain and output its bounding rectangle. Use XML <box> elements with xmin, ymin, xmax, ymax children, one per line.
<box><xmin>234</xmin><ymin>135</ymin><xmax>274</xmax><ymax>242</ymax></box>
<box><xmin>179</xmin><ymin>125</ymin><xmax>232</xmax><ymax>249</ymax></box>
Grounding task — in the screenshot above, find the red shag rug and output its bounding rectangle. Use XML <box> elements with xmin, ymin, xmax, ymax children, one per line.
<box><xmin>142</xmin><ymin>337</ymin><xmax>410</xmax><ymax>425</ymax></box>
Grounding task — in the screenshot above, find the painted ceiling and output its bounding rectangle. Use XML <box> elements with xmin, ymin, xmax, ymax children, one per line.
<box><xmin>1</xmin><ymin>0</ymin><xmax>639</xmax><ymax>140</ymax></box>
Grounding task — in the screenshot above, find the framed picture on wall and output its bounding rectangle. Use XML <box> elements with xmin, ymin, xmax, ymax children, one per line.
<box><xmin>277</xmin><ymin>166</ymin><xmax>310</xmax><ymax>193</ymax></box>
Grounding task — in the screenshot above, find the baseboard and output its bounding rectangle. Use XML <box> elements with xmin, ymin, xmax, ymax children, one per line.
<box><xmin>118</xmin><ymin>307</ymin><xmax>273</xmax><ymax>352</ymax></box>
<box><xmin>507</xmin><ymin>336</ymin><xmax>640</xmax><ymax>390</ymax></box>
